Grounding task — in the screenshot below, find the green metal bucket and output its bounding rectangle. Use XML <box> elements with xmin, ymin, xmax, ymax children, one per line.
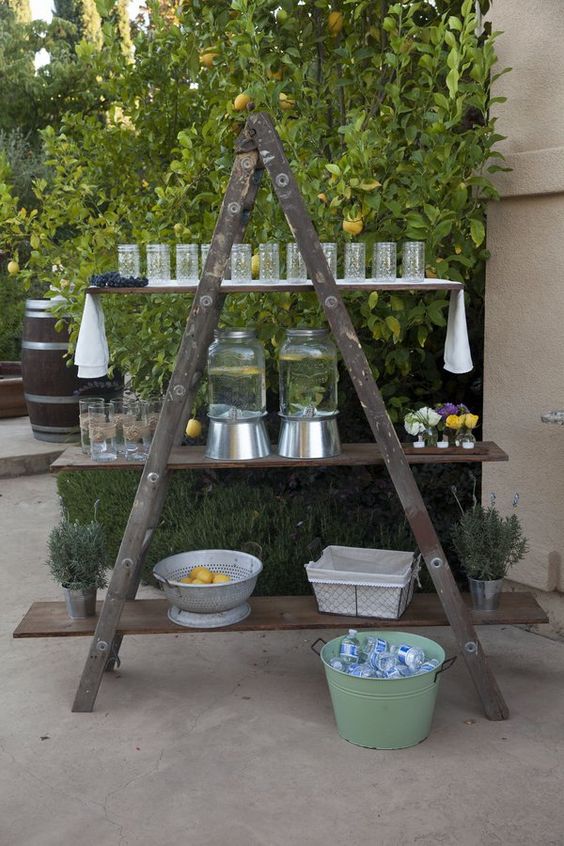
<box><xmin>318</xmin><ymin>631</ymin><xmax>453</xmax><ymax>749</ymax></box>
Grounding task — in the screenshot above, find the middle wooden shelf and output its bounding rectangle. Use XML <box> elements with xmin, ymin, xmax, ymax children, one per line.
<box><xmin>51</xmin><ymin>441</ymin><xmax>508</xmax><ymax>473</ymax></box>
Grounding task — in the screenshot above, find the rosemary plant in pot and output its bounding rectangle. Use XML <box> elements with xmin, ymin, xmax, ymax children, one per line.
<box><xmin>451</xmin><ymin>492</ymin><xmax>528</xmax><ymax>611</ymax></box>
<box><xmin>46</xmin><ymin>508</ymin><xmax>108</xmax><ymax>619</ymax></box>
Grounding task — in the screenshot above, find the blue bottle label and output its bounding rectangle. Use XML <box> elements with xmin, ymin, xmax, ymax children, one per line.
<box><xmin>340</xmin><ymin>642</ymin><xmax>359</xmax><ymax>658</ymax></box>
<box><xmin>396</xmin><ymin>644</ymin><xmax>412</xmax><ymax>664</ymax></box>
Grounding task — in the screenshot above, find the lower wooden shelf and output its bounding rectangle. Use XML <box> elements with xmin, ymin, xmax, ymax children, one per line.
<box><xmin>13</xmin><ymin>593</ymin><xmax>547</xmax><ymax>639</ymax></box>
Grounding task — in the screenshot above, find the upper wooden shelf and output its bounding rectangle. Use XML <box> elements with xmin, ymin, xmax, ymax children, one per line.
<box><xmin>51</xmin><ymin>441</ymin><xmax>508</xmax><ymax>473</ymax></box>
<box><xmin>13</xmin><ymin>592</ymin><xmax>548</xmax><ymax>639</ymax></box>
<box><xmin>86</xmin><ymin>278</ymin><xmax>463</xmax><ymax>295</ymax></box>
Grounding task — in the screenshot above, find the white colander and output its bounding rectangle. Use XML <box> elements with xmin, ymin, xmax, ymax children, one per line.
<box><xmin>153</xmin><ymin>549</ymin><xmax>263</xmax><ymax>618</ymax></box>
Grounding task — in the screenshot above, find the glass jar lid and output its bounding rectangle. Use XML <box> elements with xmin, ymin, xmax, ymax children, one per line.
<box><xmin>285</xmin><ymin>328</ymin><xmax>329</xmax><ymax>339</ymax></box>
<box><xmin>213</xmin><ymin>328</ymin><xmax>257</xmax><ymax>340</ymax></box>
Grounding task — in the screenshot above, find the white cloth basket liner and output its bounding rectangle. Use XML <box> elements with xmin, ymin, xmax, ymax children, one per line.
<box><xmin>306</xmin><ymin>545</ymin><xmax>414</xmax><ymax>586</ymax></box>
<box><xmin>305</xmin><ymin>546</ymin><xmax>419</xmax><ymax>619</ymax></box>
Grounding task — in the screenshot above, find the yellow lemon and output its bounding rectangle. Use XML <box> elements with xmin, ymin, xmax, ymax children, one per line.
<box><xmin>199</xmin><ymin>51</ymin><xmax>218</xmax><ymax>68</ymax></box>
<box><xmin>279</xmin><ymin>92</ymin><xmax>295</xmax><ymax>111</ymax></box>
<box><xmin>212</xmin><ymin>573</ymin><xmax>231</xmax><ymax>584</ymax></box>
<box><xmin>179</xmin><ymin>576</ymin><xmax>193</xmax><ymax>584</ymax></box>
<box><xmin>342</xmin><ymin>217</ymin><xmax>363</xmax><ymax>236</ymax></box>
<box><xmin>190</xmin><ymin>566</ymin><xmax>214</xmax><ymax>584</ymax></box>
<box><xmin>251</xmin><ymin>253</ymin><xmax>260</xmax><ymax>278</ymax></box>
<box><xmin>185</xmin><ymin>418</ymin><xmax>202</xmax><ymax>438</ymax></box>
<box><xmin>7</xmin><ymin>260</ymin><xmax>19</xmax><ymax>275</ymax></box>
<box><xmin>191</xmin><ymin>578</ymin><xmax>207</xmax><ymax>585</ymax></box>
<box><xmin>267</xmin><ymin>67</ymin><xmax>284</xmax><ymax>81</ymax></box>
<box><xmin>234</xmin><ymin>93</ymin><xmax>251</xmax><ymax>111</ymax></box>
<box><xmin>328</xmin><ymin>10</ymin><xmax>344</xmax><ymax>35</ymax></box>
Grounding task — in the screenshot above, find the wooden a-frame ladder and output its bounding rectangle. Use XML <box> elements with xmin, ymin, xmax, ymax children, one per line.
<box><xmin>72</xmin><ymin>113</ymin><xmax>508</xmax><ymax>720</ymax></box>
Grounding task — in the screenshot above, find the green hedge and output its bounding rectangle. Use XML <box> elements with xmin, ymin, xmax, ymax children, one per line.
<box><xmin>57</xmin><ymin>463</ymin><xmax>475</xmax><ymax>595</ymax></box>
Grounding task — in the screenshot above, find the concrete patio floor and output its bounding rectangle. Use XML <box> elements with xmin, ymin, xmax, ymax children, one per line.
<box><xmin>1</xmin><ymin>473</ymin><xmax>563</xmax><ymax>846</ymax></box>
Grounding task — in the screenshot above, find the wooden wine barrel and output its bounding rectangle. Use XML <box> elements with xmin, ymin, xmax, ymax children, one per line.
<box><xmin>21</xmin><ymin>299</ymin><xmax>81</xmax><ymax>442</ymax></box>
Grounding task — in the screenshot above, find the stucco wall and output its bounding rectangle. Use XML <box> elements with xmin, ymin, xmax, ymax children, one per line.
<box><xmin>483</xmin><ymin>0</ymin><xmax>564</xmax><ymax>598</ymax></box>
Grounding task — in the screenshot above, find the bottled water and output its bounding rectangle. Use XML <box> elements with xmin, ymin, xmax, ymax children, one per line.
<box><xmin>339</xmin><ymin>629</ymin><xmax>360</xmax><ymax>664</ymax></box>
<box><xmin>397</xmin><ymin>665</ymin><xmax>416</xmax><ymax>677</ymax></box>
<box><xmin>396</xmin><ymin>644</ymin><xmax>425</xmax><ymax>671</ymax></box>
<box><xmin>381</xmin><ymin>666</ymin><xmax>402</xmax><ymax>679</ymax></box>
<box><xmin>348</xmin><ymin>663</ymin><xmax>376</xmax><ymax>678</ymax></box>
<box><xmin>329</xmin><ymin>657</ymin><xmax>348</xmax><ymax>672</ymax></box>
<box><xmin>418</xmin><ymin>659</ymin><xmax>440</xmax><ymax>674</ymax></box>
<box><xmin>372</xmin><ymin>651</ymin><xmax>397</xmax><ymax>672</ymax></box>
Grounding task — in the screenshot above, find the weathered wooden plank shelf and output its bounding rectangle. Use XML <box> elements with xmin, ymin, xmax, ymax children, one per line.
<box><xmin>86</xmin><ymin>278</ymin><xmax>463</xmax><ymax>295</ymax></box>
<box><xmin>13</xmin><ymin>593</ymin><xmax>547</xmax><ymax>639</ymax></box>
<box><xmin>50</xmin><ymin>441</ymin><xmax>508</xmax><ymax>473</ymax></box>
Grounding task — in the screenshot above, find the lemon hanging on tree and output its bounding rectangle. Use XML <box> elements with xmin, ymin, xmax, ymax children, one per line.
<box><xmin>328</xmin><ymin>10</ymin><xmax>344</xmax><ymax>35</ymax></box>
<box><xmin>343</xmin><ymin>216</ymin><xmax>363</xmax><ymax>236</ymax></box>
<box><xmin>233</xmin><ymin>93</ymin><xmax>251</xmax><ymax>111</ymax></box>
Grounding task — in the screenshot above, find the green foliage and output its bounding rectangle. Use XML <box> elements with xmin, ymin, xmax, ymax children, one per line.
<box><xmin>53</xmin><ymin>0</ymin><xmax>102</xmax><ymax>46</ymax></box>
<box><xmin>4</xmin><ymin>0</ymin><xmax>31</xmax><ymax>24</ymax></box>
<box><xmin>0</xmin><ymin>7</ymin><xmax>107</xmax><ymax>140</ymax></box>
<box><xmin>451</xmin><ymin>505</ymin><xmax>528</xmax><ymax>580</ymax></box>
<box><xmin>46</xmin><ymin>514</ymin><xmax>109</xmax><ymax>589</ymax></box>
<box><xmin>0</xmin><ymin>0</ymin><xmax>506</xmax><ymax>417</ymax></box>
<box><xmin>57</xmin><ymin>462</ymin><xmax>476</xmax><ymax>592</ymax></box>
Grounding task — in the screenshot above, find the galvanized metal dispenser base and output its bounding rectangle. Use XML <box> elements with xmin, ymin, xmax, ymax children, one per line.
<box><xmin>277</xmin><ymin>415</ymin><xmax>341</xmax><ymax>459</ymax></box>
<box><xmin>205</xmin><ymin>416</ymin><xmax>271</xmax><ymax>461</ymax></box>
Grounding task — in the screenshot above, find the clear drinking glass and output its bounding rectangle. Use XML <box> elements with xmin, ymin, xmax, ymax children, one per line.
<box><xmin>259</xmin><ymin>242</ymin><xmax>280</xmax><ymax>282</ymax></box>
<box><xmin>79</xmin><ymin>397</ymin><xmax>104</xmax><ymax>454</ymax></box>
<box><xmin>109</xmin><ymin>398</ymin><xmax>136</xmax><ymax>456</ymax></box>
<box><xmin>176</xmin><ymin>244</ymin><xmax>199</xmax><ymax>283</ymax></box>
<box><xmin>321</xmin><ymin>243</ymin><xmax>338</xmax><ymax>279</ymax></box>
<box><xmin>145</xmin><ymin>397</ymin><xmax>163</xmax><ymax>439</ymax></box>
<box><xmin>146</xmin><ymin>244</ymin><xmax>171</xmax><ymax>284</ymax></box>
<box><xmin>286</xmin><ymin>243</ymin><xmax>307</xmax><ymax>283</ymax></box>
<box><xmin>402</xmin><ymin>241</ymin><xmax>425</xmax><ymax>281</ymax></box>
<box><xmin>89</xmin><ymin>403</ymin><xmax>117</xmax><ymax>462</ymax></box>
<box><xmin>122</xmin><ymin>400</ymin><xmax>151</xmax><ymax>462</ymax></box>
<box><xmin>118</xmin><ymin>245</ymin><xmax>140</xmax><ymax>278</ymax></box>
<box><xmin>230</xmin><ymin>244</ymin><xmax>252</xmax><ymax>283</ymax></box>
<box><xmin>373</xmin><ymin>242</ymin><xmax>397</xmax><ymax>282</ymax></box>
<box><xmin>344</xmin><ymin>242</ymin><xmax>366</xmax><ymax>281</ymax></box>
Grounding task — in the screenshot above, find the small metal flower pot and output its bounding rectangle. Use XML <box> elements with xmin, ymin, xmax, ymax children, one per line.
<box><xmin>468</xmin><ymin>577</ymin><xmax>504</xmax><ymax>611</ymax></box>
<box><xmin>63</xmin><ymin>586</ymin><xmax>97</xmax><ymax>619</ymax></box>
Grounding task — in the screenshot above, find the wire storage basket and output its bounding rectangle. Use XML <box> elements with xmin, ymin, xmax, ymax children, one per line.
<box><xmin>305</xmin><ymin>546</ymin><xmax>420</xmax><ymax>619</ymax></box>
<box><xmin>153</xmin><ymin>549</ymin><xmax>263</xmax><ymax>627</ymax></box>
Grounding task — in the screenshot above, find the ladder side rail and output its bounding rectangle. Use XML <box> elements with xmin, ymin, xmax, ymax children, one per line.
<box><xmin>249</xmin><ymin>112</ymin><xmax>508</xmax><ymax>721</ymax></box>
<box><xmin>72</xmin><ymin>149</ymin><xmax>264</xmax><ymax>711</ymax></box>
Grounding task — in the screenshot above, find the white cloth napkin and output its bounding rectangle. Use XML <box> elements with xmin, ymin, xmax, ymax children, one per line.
<box><xmin>74</xmin><ymin>294</ymin><xmax>109</xmax><ymax>379</ymax></box>
<box><xmin>444</xmin><ymin>289</ymin><xmax>473</xmax><ymax>374</ymax></box>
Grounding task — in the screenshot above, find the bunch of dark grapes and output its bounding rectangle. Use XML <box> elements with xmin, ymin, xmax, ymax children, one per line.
<box><xmin>90</xmin><ymin>272</ymin><xmax>149</xmax><ymax>289</ymax></box>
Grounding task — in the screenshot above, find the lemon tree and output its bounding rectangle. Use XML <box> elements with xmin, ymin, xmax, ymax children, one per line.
<box><xmin>1</xmin><ymin>0</ymin><xmax>504</xmax><ymax>416</ymax></box>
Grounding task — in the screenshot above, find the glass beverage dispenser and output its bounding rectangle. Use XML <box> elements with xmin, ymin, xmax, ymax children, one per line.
<box><xmin>277</xmin><ymin>328</ymin><xmax>341</xmax><ymax>458</ymax></box>
<box><xmin>205</xmin><ymin>329</ymin><xmax>270</xmax><ymax>460</ymax></box>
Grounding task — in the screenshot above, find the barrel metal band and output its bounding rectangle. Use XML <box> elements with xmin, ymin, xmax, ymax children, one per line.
<box><xmin>31</xmin><ymin>425</ymin><xmax>80</xmax><ymax>433</ymax></box>
<box><xmin>24</xmin><ymin>311</ymin><xmax>60</xmax><ymax>318</ymax></box>
<box><xmin>22</xmin><ymin>341</ymin><xmax>69</xmax><ymax>351</ymax></box>
<box><xmin>24</xmin><ymin>393</ymin><xmax>79</xmax><ymax>404</ymax></box>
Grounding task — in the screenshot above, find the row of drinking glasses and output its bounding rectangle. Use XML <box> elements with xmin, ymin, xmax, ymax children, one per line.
<box><xmin>79</xmin><ymin>397</ymin><xmax>163</xmax><ymax>462</ymax></box>
<box><xmin>118</xmin><ymin>241</ymin><xmax>426</xmax><ymax>283</ymax></box>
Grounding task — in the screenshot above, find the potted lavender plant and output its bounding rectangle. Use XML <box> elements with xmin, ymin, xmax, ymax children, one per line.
<box><xmin>46</xmin><ymin>507</ymin><xmax>108</xmax><ymax>619</ymax></box>
<box><xmin>451</xmin><ymin>491</ymin><xmax>528</xmax><ymax>611</ymax></box>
